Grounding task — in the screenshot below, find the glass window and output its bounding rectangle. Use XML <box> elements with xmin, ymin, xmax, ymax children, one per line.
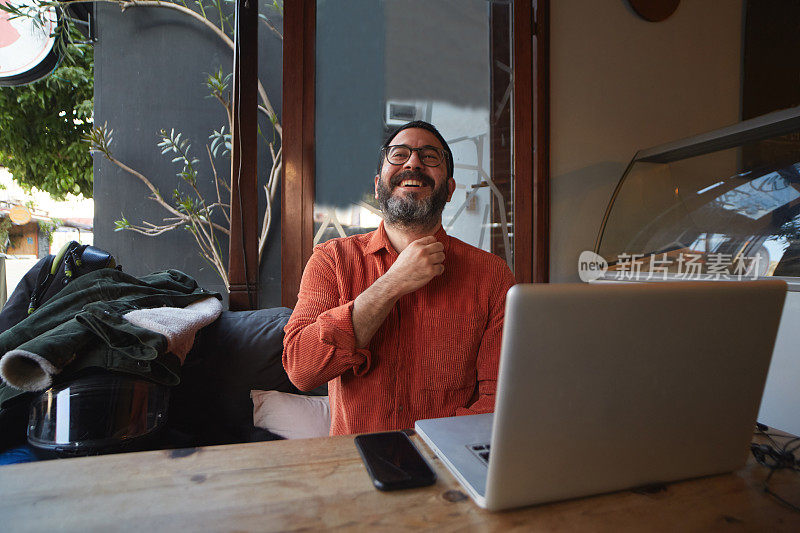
<box><xmin>315</xmin><ymin>0</ymin><xmax>514</xmax><ymax>271</ymax></box>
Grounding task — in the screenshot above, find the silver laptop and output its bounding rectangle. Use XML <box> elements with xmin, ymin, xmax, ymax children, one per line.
<box><xmin>415</xmin><ymin>281</ymin><xmax>786</xmax><ymax>511</ymax></box>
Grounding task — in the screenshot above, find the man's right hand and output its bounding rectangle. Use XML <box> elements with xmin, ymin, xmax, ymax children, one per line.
<box><xmin>385</xmin><ymin>236</ymin><xmax>445</xmax><ymax>297</ymax></box>
<box><xmin>352</xmin><ymin>235</ymin><xmax>444</xmax><ymax>348</ymax></box>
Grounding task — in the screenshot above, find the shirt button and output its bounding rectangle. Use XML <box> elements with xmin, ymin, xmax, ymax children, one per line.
<box><xmin>398</xmin><ymin>405</ymin><xmax>403</xmax><ymax>412</ymax></box>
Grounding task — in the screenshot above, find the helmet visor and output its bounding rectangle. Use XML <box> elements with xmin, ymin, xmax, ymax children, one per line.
<box><xmin>28</xmin><ymin>373</ymin><xmax>169</xmax><ymax>454</ymax></box>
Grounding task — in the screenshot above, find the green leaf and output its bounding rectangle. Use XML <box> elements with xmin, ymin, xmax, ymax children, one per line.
<box><xmin>114</xmin><ymin>216</ymin><xmax>131</xmax><ymax>231</ymax></box>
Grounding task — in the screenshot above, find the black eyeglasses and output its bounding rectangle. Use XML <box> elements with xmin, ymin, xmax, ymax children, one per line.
<box><xmin>382</xmin><ymin>144</ymin><xmax>445</xmax><ymax>167</ymax></box>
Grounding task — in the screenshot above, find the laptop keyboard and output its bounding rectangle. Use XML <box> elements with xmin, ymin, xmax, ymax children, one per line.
<box><xmin>468</xmin><ymin>443</ymin><xmax>491</xmax><ymax>465</ymax></box>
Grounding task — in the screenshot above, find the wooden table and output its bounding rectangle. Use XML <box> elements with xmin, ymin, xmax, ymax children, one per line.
<box><xmin>1</xmin><ymin>432</ymin><xmax>799</xmax><ymax>532</ymax></box>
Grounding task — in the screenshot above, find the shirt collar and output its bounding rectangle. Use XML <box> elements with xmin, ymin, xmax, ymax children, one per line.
<box><xmin>365</xmin><ymin>221</ymin><xmax>451</xmax><ymax>255</ymax></box>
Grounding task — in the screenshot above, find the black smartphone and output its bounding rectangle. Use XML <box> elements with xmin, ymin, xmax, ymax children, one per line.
<box><xmin>354</xmin><ymin>431</ymin><xmax>437</xmax><ymax>491</ymax></box>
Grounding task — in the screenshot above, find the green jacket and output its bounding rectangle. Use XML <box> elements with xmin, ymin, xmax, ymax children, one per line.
<box><xmin>0</xmin><ymin>268</ymin><xmax>220</xmax><ymax>411</ymax></box>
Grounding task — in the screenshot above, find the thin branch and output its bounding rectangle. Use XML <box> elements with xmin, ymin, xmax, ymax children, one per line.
<box><xmin>206</xmin><ymin>202</ymin><xmax>230</xmax><ymax>211</ymax></box>
<box><xmin>219</xmin><ymin>173</ymin><xmax>231</xmax><ymax>194</ymax></box>
<box><xmin>268</xmin><ymin>150</ymin><xmax>282</xmax><ymax>199</ymax></box>
<box><xmin>258</xmin><ymin>186</ymin><xmax>272</xmax><ymax>262</ymax></box>
<box><xmin>194</xmin><ymin>0</ymin><xmax>207</xmax><ymax>20</ymax></box>
<box><xmin>105</xmin><ymin>153</ymin><xmax>230</xmax><ymax>235</ymax></box>
<box><xmin>194</xmin><ymin>223</ymin><xmax>225</xmax><ymax>279</ymax></box>
<box><xmin>214</xmin><ymin>0</ymin><xmax>225</xmax><ymax>35</ymax></box>
<box><xmin>186</xmin><ymin>175</ymin><xmax>221</xmax><ymax>262</ymax></box>
<box><xmin>141</xmin><ymin>220</ymin><xmax>182</xmax><ymax>229</ymax></box>
<box><xmin>258</xmin><ymin>86</ymin><xmax>278</xmax><ymax>132</ymax></box>
<box><xmin>258</xmin><ymin>150</ymin><xmax>282</xmax><ymax>262</ymax></box>
<box><xmin>117</xmin><ymin>1</ymin><xmax>232</xmax><ymax>48</ymax></box>
<box><xmin>184</xmin><ymin>217</ymin><xmax>216</xmax><ymax>267</ymax></box>
<box><xmin>125</xmin><ymin>220</ymin><xmax>183</xmax><ymax>236</ymax></box>
<box><xmin>188</xmin><ymin>207</ymin><xmax>225</xmax><ymax>273</ymax></box>
<box><xmin>260</xmin><ymin>16</ymin><xmax>283</xmax><ymax>41</ymax></box>
<box><xmin>257</xmin><ymin>105</ymin><xmax>283</xmax><ymax>136</ymax></box>
<box><xmin>214</xmin><ymin>93</ymin><xmax>233</xmax><ymax>132</ymax></box>
<box><xmin>124</xmin><ymin>227</ymin><xmax>167</xmax><ymax>236</ymax></box>
<box><xmin>207</xmin><ymin>145</ymin><xmax>231</xmax><ymax>226</ymax></box>
<box><xmin>187</xmin><ymin>221</ymin><xmax>228</xmax><ymax>287</ymax></box>
<box><xmin>256</xmin><ymin>90</ymin><xmax>280</xmax><ymax>135</ymax></box>
<box><xmin>106</xmin><ymin>153</ymin><xmax>184</xmax><ymax>219</ymax></box>
<box><xmin>267</xmin><ymin>145</ymin><xmax>282</xmax><ymax>192</ymax></box>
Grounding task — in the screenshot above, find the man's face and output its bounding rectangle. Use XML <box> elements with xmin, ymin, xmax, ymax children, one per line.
<box><xmin>374</xmin><ymin>128</ymin><xmax>455</xmax><ymax>230</ymax></box>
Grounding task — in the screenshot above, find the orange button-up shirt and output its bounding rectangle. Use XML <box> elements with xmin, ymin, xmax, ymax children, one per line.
<box><xmin>283</xmin><ymin>223</ymin><xmax>516</xmax><ymax>435</ymax></box>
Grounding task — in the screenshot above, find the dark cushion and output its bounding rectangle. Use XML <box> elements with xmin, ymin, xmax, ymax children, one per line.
<box><xmin>169</xmin><ymin>308</ymin><xmax>326</xmax><ymax>446</ymax></box>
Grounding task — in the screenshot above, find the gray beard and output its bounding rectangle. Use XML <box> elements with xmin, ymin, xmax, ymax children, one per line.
<box><xmin>376</xmin><ymin>173</ymin><xmax>449</xmax><ymax>231</ymax></box>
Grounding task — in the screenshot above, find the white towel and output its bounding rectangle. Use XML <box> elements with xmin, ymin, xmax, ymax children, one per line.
<box><xmin>122</xmin><ymin>296</ymin><xmax>223</xmax><ymax>362</ymax></box>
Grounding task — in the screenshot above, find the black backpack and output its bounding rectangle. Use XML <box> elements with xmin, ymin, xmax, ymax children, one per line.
<box><xmin>0</xmin><ymin>241</ymin><xmax>119</xmax><ymax>332</ymax></box>
<box><xmin>0</xmin><ymin>242</ymin><xmax>119</xmax><ymax>453</ymax></box>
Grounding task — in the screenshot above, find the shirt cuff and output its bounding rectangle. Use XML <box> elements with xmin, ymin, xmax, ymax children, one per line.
<box><xmin>317</xmin><ymin>301</ymin><xmax>372</xmax><ymax>376</ymax></box>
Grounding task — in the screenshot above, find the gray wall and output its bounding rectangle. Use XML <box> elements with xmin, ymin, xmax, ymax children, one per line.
<box><xmin>549</xmin><ymin>1</ymin><xmax>744</xmax><ymax>282</ymax></box>
<box><xmin>93</xmin><ymin>3</ymin><xmax>283</xmax><ymax>306</ymax></box>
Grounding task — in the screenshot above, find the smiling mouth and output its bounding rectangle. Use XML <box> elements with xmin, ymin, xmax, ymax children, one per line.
<box><xmin>399</xmin><ymin>179</ymin><xmax>426</xmax><ymax>188</ymax></box>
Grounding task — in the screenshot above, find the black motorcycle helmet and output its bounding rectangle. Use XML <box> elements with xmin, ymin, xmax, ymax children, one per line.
<box><xmin>27</xmin><ymin>371</ymin><xmax>169</xmax><ymax>458</ymax></box>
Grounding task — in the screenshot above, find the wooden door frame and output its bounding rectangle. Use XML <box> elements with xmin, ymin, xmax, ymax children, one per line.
<box><xmin>281</xmin><ymin>0</ymin><xmax>316</xmax><ymax>308</ymax></box>
<box><xmin>532</xmin><ymin>0</ymin><xmax>550</xmax><ymax>283</ymax></box>
<box><xmin>281</xmin><ymin>0</ymin><xmax>549</xmax><ymax>307</ymax></box>
<box><xmin>228</xmin><ymin>0</ymin><xmax>260</xmax><ymax>310</ymax></box>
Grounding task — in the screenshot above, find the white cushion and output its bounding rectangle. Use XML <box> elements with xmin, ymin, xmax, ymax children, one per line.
<box><xmin>251</xmin><ymin>390</ymin><xmax>331</xmax><ymax>439</ymax></box>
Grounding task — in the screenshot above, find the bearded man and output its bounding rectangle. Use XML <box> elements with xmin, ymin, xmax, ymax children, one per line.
<box><xmin>283</xmin><ymin>120</ymin><xmax>516</xmax><ymax>435</ymax></box>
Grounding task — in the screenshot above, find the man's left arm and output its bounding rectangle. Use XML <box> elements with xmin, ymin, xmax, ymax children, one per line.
<box><xmin>455</xmin><ymin>265</ymin><xmax>516</xmax><ymax>416</ymax></box>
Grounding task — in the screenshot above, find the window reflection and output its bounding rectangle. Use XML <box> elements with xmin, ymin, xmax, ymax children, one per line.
<box><xmin>713</xmin><ymin>169</ymin><xmax>800</xmax><ymax>220</ymax></box>
<box><xmin>314</xmin><ymin>0</ymin><xmax>514</xmax><ymax>271</ymax></box>
<box><xmin>599</xmin><ymin>136</ymin><xmax>800</xmax><ymax>279</ymax></box>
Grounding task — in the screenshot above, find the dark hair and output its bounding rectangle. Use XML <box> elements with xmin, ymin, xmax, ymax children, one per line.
<box><xmin>377</xmin><ymin>120</ymin><xmax>454</xmax><ymax>178</ymax></box>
